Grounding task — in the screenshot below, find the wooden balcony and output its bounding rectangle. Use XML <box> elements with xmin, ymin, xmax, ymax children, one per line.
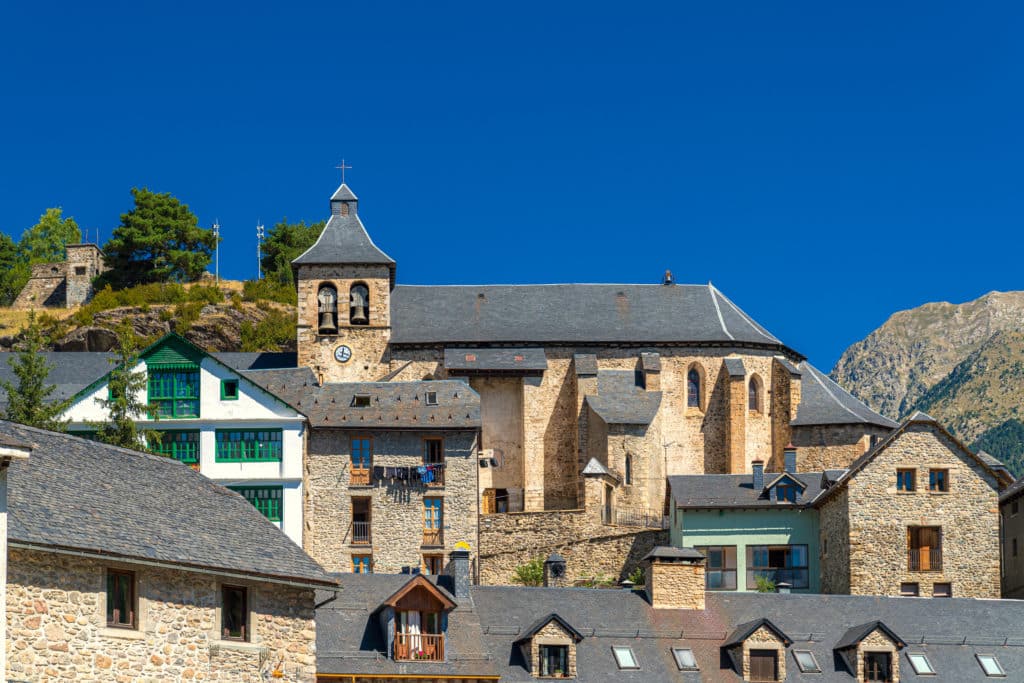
<box><xmin>422</xmin><ymin>529</ymin><xmax>443</xmax><ymax>547</ymax></box>
<box><xmin>908</xmin><ymin>548</ymin><xmax>942</xmax><ymax>572</ymax></box>
<box><xmin>394</xmin><ymin>633</ymin><xmax>444</xmax><ymax>662</ymax></box>
<box><xmin>350</xmin><ymin>467</ymin><xmax>370</xmax><ymax>486</ymax></box>
<box><xmin>351</xmin><ymin>521</ymin><xmax>372</xmax><ymax>545</ymax></box>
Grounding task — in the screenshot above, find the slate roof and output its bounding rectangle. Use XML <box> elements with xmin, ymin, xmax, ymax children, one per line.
<box><xmin>388</xmin><ymin>283</ymin><xmax>794</xmax><ymax>349</ymax></box>
<box><xmin>669</xmin><ymin>472</ymin><xmax>830</xmax><ymax>509</ymax></box>
<box><xmin>214</xmin><ymin>351</ymin><xmax>298</xmax><ymax>371</ymax></box>
<box><xmin>514</xmin><ymin>613</ymin><xmax>585</xmax><ymax>643</ymax></box>
<box><xmin>642</xmin><ymin>546</ymin><xmax>705</xmax><ymax>562</ymax></box>
<box><xmin>268</xmin><ymin>380</ymin><xmax>481</xmax><ymax>429</ymax></box>
<box><xmin>0</xmin><ymin>421</ymin><xmax>334</xmax><ymax>587</ymax></box>
<box><xmin>1001</xmin><ymin>476</ymin><xmax>1024</xmax><ymax>504</ymax></box>
<box><xmin>723</xmin><ymin>357</ymin><xmax>746</xmax><ymax>377</ymax></box>
<box><xmin>585</xmin><ymin>370</ymin><xmax>661</xmax><ymax>426</ymax></box>
<box><xmin>834</xmin><ymin>621</ymin><xmax>905</xmax><ymax>650</ymax></box>
<box><xmin>292</xmin><ymin>183</ymin><xmax>396</xmax><ymax>283</ymax></box>
<box><xmin>315</xmin><ymin>573</ymin><xmax>497</xmax><ymax>679</ymax></box>
<box><xmin>0</xmin><ymin>352</ymin><xmax>116</xmax><ymax>409</ymax></box>
<box><xmin>443</xmin><ymin>347</ymin><xmax>547</xmax><ymax>373</ymax></box>
<box><xmin>792</xmin><ymin>362</ymin><xmax>897</xmax><ymax>428</ymax></box>
<box><xmin>723</xmin><ymin>617</ymin><xmax>792</xmax><ymax>648</ymax></box>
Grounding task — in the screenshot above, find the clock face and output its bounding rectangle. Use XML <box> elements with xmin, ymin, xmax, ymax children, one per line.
<box><xmin>334</xmin><ymin>345</ymin><xmax>352</xmax><ymax>363</ymax></box>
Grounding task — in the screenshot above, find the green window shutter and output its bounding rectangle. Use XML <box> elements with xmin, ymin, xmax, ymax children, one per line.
<box><xmin>229</xmin><ymin>485</ymin><xmax>283</xmax><ymax>522</ymax></box>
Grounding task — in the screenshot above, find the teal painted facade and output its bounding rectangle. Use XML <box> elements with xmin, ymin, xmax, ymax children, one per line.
<box><xmin>670</xmin><ymin>506</ymin><xmax>820</xmax><ymax>593</ymax></box>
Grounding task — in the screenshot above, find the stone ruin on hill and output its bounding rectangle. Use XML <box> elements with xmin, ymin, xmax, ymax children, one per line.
<box><xmin>12</xmin><ymin>244</ymin><xmax>107</xmax><ymax>309</ymax></box>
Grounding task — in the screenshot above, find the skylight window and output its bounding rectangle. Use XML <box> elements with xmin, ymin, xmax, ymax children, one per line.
<box><xmin>351</xmin><ymin>395</ymin><xmax>371</xmax><ymax>408</ymax></box>
<box><xmin>793</xmin><ymin>650</ymin><xmax>821</xmax><ymax>673</ymax></box>
<box><xmin>671</xmin><ymin>647</ymin><xmax>698</xmax><ymax>671</ymax></box>
<box><xmin>425</xmin><ymin>391</ymin><xmax>438</xmax><ymax>406</ymax></box>
<box><xmin>611</xmin><ymin>646</ymin><xmax>639</xmax><ymax>670</ymax></box>
<box><xmin>976</xmin><ymin>654</ymin><xmax>1006</xmax><ymax>677</ymax></box>
<box><xmin>907</xmin><ymin>653</ymin><xmax>936</xmax><ymax>675</ymax></box>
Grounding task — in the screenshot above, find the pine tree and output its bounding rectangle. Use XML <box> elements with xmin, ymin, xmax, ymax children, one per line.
<box><xmin>0</xmin><ymin>311</ymin><xmax>71</xmax><ymax>430</ymax></box>
<box><xmin>91</xmin><ymin>325</ymin><xmax>157</xmax><ymax>451</ymax></box>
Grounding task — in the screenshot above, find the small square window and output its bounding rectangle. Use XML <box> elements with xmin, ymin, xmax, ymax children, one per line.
<box><xmin>671</xmin><ymin>647</ymin><xmax>698</xmax><ymax>671</ymax></box>
<box><xmin>793</xmin><ymin>650</ymin><xmax>821</xmax><ymax>673</ymax></box>
<box><xmin>928</xmin><ymin>468</ymin><xmax>949</xmax><ymax>492</ymax></box>
<box><xmin>74</xmin><ymin>265</ymin><xmax>87</xmax><ymax>275</ymax></box>
<box><xmin>900</xmin><ymin>582</ymin><xmax>920</xmax><ymax>596</ymax></box>
<box><xmin>425</xmin><ymin>391</ymin><xmax>438</xmax><ymax>406</ymax></box>
<box><xmin>976</xmin><ymin>653</ymin><xmax>1006</xmax><ymax>677</ymax></box>
<box><xmin>352</xmin><ymin>555</ymin><xmax>372</xmax><ymax>573</ymax></box>
<box><xmin>221</xmin><ymin>585</ymin><xmax>248</xmax><ymax>641</ymax></box>
<box><xmin>351</xmin><ymin>395</ymin><xmax>371</xmax><ymax>407</ymax></box>
<box><xmin>933</xmin><ymin>582</ymin><xmax>952</xmax><ymax>598</ymax></box>
<box><xmin>221</xmin><ymin>379</ymin><xmax>239</xmax><ymax>400</ymax></box>
<box><xmin>907</xmin><ymin>652</ymin><xmax>936</xmax><ymax>675</ymax></box>
<box><xmin>897</xmin><ymin>468</ymin><xmax>916</xmax><ymax>492</ymax></box>
<box><xmin>611</xmin><ymin>646</ymin><xmax>639</xmax><ymax>670</ymax></box>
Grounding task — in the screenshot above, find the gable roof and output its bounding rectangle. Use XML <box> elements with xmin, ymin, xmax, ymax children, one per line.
<box><xmin>835</xmin><ymin>621</ymin><xmax>906</xmax><ymax>650</ymax></box>
<box><xmin>763</xmin><ymin>471</ymin><xmax>807</xmax><ymax>491</ymax></box>
<box><xmin>723</xmin><ymin>617</ymin><xmax>793</xmax><ymax>648</ymax></box>
<box><xmin>388</xmin><ymin>283</ymin><xmax>798</xmax><ymax>351</ymax></box>
<box><xmin>1</xmin><ymin>420</ymin><xmax>334</xmax><ymax>588</ymax></box>
<box><xmin>291</xmin><ymin>183</ymin><xmax>396</xmax><ymax>285</ymax></box>
<box><xmin>793</xmin><ymin>362</ymin><xmax>898</xmax><ymax>429</ymax></box>
<box><xmin>514</xmin><ymin>613</ymin><xmax>585</xmax><ymax>644</ymax></box>
<box><xmin>379</xmin><ymin>574</ymin><xmax>456</xmax><ymax>611</ymax></box>
<box><xmin>815</xmin><ymin>411</ymin><xmax>1005</xmax><ymax>506</ymax></box>
<box><xmin>669</xmin><ymin>472</ymin><xmax>830</xmax><ymax>509</ymax></box>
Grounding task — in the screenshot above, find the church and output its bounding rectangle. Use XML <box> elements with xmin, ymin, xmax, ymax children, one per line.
<box><xmin>291</xmin><ymin>182</ymin><xmax>896</xmax><ymax>582</ymax></box>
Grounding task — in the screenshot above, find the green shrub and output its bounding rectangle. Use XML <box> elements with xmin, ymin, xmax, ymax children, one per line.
<box><xmin>242</xmin><ymin>278</ymin><xmax>296</xmax><ymax>305</ymax></box>
<box><xmin>172</xmin><ymin>301</ymin><xmax>205</xmax><ymax>333</ymax></box>
<box><xmin>627</xmin><ymin>566</ymin><xmax>644</xmax><ymax>586</ymax></box>
<box><xmin>754</xmin><ymin>575</ymin><xmax>777</xmax><ymax>593</ymax></box>
<box><xmin>240</xmin><ymin>308</ymin><xmax>294</xmax><ymax>352</ymax></box>
<box><xmin>511</xmin><ymin>557</ymin><xmax>545</xmax><ymax>587</ymax></box>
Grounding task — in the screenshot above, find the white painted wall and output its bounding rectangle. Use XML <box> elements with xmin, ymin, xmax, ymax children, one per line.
<box><xmin>64</xmin><ymin>357</ymin><xmax>308</xmax><ymax>545</ymax></box>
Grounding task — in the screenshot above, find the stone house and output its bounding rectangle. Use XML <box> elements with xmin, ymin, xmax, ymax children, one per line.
<box><xmin>999</xmin><ymin>476</ymin><xmax>1024</xmax><ymax>598</ymax></box>
<box><xmin>290</xmin><ymin>181</ymin><xmax>896</xmax><ymax>584</ymax></box>
<box><xmin>12</xmin><ymin>243</ymin><xmax>106</xmax><ymax>308</ymax></box>
<box><xmin>317</xmin><ymin>545</ymin><xmax>1024</xmax><ymax>681</ymax></box>
<box><xmin>1</xmin><ymin>419</ymin><xmax>336</xmax><ymax>682</ymax></box>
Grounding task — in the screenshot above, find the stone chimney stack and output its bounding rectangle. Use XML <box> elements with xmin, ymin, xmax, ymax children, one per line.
<box><xmin>640</xmin><ymin>352</ymin><xmax>661</xmax><ymax>392</ymax></box>
<box><xmin>444</xmin><ymin>548</ymin><xmax>472</xmax><ymax>600</ymax></box>
<box><xmin>783</xmin><ymin>445</ymin><xmax>797</xmax><ymax>474</ymax></box>
<box><xmin>643</xmin><ymin>547</ymin><xmax>706</xmax><ymax>610</ymax></box>
<box><xmin>543</xmin><ymin>552</ymin><xmax>567</xmax><ymax>588</ymax></box>
<box><xmin>752</xmin><ymin>459</ymin><xmax>765</xmax><ymax>491</ymax></box>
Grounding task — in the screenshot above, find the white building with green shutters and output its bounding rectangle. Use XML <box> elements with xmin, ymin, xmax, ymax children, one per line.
<box><xmin>59</xmin><ymin>333</ymin><xmax>308</xmax><ymax>545</ymax></box>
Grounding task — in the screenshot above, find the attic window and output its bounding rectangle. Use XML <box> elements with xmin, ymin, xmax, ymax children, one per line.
<box><xmin>907</xmin><ymin>653</ymin><xmax>936</xmax><ymax>675</ymax></box>
<box><xmin>976</xmin><ymin>654</ymin><xmax>1006</xmax><ymax>677</ymax></box>
<box><xmin>352</xmin><ymin>395</ymin><xmax>371</xmax><ymax>408</ymax></box>
<box><xmin>425</xmin><ymin>391</ymin><xmax>438</xmax><ymax>406</ymax></box>
<box><xmin>792</xmin><ymin>650</ymin><xmax>820</xmax><ymax>674</ymax></box>
<box><xmin>671</xmin><ymin>647</ymin><xmax>698</xmax><ymax>671</ymax></box>
<box><xmin>611</xmin><ymin>646</ymin><xmax>639</xmax><ymax>670</ymax></box>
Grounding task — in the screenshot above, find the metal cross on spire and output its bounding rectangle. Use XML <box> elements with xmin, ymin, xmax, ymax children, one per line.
<box><xmin>335</xmin><ymin>159</ymin><xmax>352</xmax><ymax>184</ymax></box>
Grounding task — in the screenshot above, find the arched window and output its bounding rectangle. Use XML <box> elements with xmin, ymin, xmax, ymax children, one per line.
<box><xmin>749</xmin><ymin>374</ymin><xmax>762</xmax><ymax>412</ymax></box>
<box><xmin>687</xmin><ymin>367</ymin><xmax>702</xmax><ymax>409</ymax></box>
<box><xmin>317</xmin><ymin>285</ymin><xmax>338</xmax><ymax>334</ymax></box>
<box><xmin>624</xmin><ymin>454</ymin><xmax>632</xmax><ymax>485</ymax></box>
<box><xmin>349</xmin><ymin>283</ymin><xmax>370</xmax><ymax>326</ymax></box>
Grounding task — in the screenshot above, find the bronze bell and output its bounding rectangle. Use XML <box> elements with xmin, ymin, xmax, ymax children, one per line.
<box><xmin>319</xmin><ymin>311</ymin><xmax>338</xmax><ymax>333</ymax></box>
<box><xmin>349</xmin><ymin>305</ymin><xmax>368</xmax><ymax>325</ymax></box>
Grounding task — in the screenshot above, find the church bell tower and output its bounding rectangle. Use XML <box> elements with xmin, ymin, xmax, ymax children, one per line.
<box><xmin>292</xmin><ymin>183</ymin><xmax>395</xmax><ymax>383</ymax></box>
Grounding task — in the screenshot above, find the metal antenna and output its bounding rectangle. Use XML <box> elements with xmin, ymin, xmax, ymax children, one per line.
<box><xmin>256</xmin><ymin>222</ymin><xmax>265</xmax><ymax>280</ymax></box>
<box><xmin>212</xmin><ymin>220</ymin><xmax>221</xmax><ymax>286</ymax></box>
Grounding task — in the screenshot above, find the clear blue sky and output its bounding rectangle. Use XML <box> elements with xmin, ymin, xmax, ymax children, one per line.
<box><xmin>1</xmin><ymin>2</ymin><xmax>1021</xmax><ymax>369</ymax></box>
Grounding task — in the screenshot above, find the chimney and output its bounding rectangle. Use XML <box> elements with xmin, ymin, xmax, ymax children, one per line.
<box><xmin>752</xmin><ymin>460</ymin><xmax>765</xmax><ymax>491</ymax></box>
<box><xmin>663</xmin><ymin>269</ymin><xmax>674</xmax><ymax>285</ymax></box>
<box><xmin>543</xmin><ymin>552</ymin><xmax>567</xmax><ymax>588</ymax></box>
<box><xmin>643</xmin><ymin>547</ymin><xmax>705</xmax><ymax>610</ymax></box>
<box><xmin>777</xmin><ymin>582</ymin><xmax>792</xmax><ymax>594</ymax></box>
<box><xmin>783</xmin><ymin>445</ymin><xmax>797</xmax><ymax>474</ymax></box>
<box><xmin>444</xmin><ymin>549</ymin><xmax>472</xmax><ymax>600</ymax></box>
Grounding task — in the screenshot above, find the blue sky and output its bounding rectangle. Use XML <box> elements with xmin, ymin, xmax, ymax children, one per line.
<box><xmin>1</xmin><ymin>2</ymin><xmax>1021</xmax><ymax>369</ymax></box>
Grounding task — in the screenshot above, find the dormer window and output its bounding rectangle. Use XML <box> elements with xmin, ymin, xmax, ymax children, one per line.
<box><xmin>515</xmin><ymin>613</ymin><xmax>583</xmax><ymax>679</ymax></box>
<box><xmin>349</xmin><ymin>283</ymin><xmax>370</xmax><ymax>325</ymax></box>
<box><xmin>864</xmin><ymin>652</ymin><xmax>892</xmax><ymax>681</ymax></box>
<box><xmin>352</xmin><ymin>395</ymin><xmax>371</xmax><ymax>408</ymax></box>
<box><xmin>317</xmin><ymin>285</ymin><xmax>339</xmax><ymax>334</ymax></box>
<box><xmin>775</xmin><ymin>484</ymin><xmax>798</xmax><ymax>502</ymax></box>
<box><xmin>539</xmin><ymin>645</ymin><xmax>569</xmax><ymax>677</ymax></box>
<box><xmin>381</xmin><ymin>575</ymin><xmax>454</xmax><ymax>664</ymax></box>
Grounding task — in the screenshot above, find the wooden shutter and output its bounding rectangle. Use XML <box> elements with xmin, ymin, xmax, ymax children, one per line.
<box><xmin>482</xmin><ymin>489</ymin><xmax>496</xmax><ymax>514</ymax></box>
<box><xmin>749</xmin><ymin>649</ymin><xmax>778</xmax><ymax>681</ymax></box>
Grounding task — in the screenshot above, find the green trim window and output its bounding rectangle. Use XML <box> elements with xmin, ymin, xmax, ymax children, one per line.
<box><xmin>229</xmin><ymin>485</ymin><xmax>283</xmax><ymax>522</ymax></box>
<box><xmin>221</xmin><ymin>379</ymin><xmax>239</xmax><ymax>400</ymax></box>
<box><xmin>148</xmin><ymin>367</ymin><xmax>200</xmax><ymax>418</ymax></box>
<box><xmin>150</xmin><ymin>431</ymin><xmax>200</xmax><ymax>464</ymax></box>
<box><xmin>216</xmin><ymin>429</ymin><xmax>283</xmax><ymax>462</ymax></box>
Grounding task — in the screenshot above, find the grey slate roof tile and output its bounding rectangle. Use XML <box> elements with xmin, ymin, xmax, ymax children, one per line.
<box><xmin>792</xmin><ymin>362</ymin><xmax>898</xmax><ymax>429</ymax></box>
<box><xmin>0</xmin><ymin>352</ymin><xmax>115</xmax><ymax>410</ymax></box>
<box><xmin>443</xmin><ymin>347</ymin><xmax>547</xmax><ymax>373</ymax></box>
<box><xmin>669</xmin><ymin>472</ymin><xmax>828</xmax><ymax>509</ymax></box>
<box><xmin>1</xmin><ymin>421</ymin><xmax>334</xmax><ymax>587</ymax></box>
<box><xmin>573</xmin><ymin>353</ymin><xmax>598</xmax><ymax>376</ymax></box>
<box><xmin>723</xmin><ymin>357</ymin><xmax>746</xmax><ymax>377</ymax></box>
<box><xmin>586</xmin><ymin>370</ymin><xmax>661</xmax><ymax>426</ymax></box>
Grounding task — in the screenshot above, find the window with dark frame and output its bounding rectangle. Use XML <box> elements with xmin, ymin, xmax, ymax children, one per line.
<box><xmin>928</xmin><ymin>468</ymin><xmax>949</xmax><ymax>492</ymax></box>
<box><xmin>749</xmin><ymin>649</ymin><xmax>779</xmax><ymax>682</ymax></box>
<box><xmin>106</xmin><ymin>569</ymin><xmax>135</xmax><ymax>629</ymax></box>
<box><xmin>864</xmin><ymin>651</ymin><xmax>892</xmax><ymax>681</ymax></box>
<box><xmin>897</xmin><ymin>468</ymin><xmax>916</xmax><ymax>492</ymax></box>
<box><xmin>423</xmin><ymin>438</ymin><xmax>444</xmax><ymax>465</ymax></box>
<box><xmin>907</xmin><ymin>526</ymin><xmax>942</xmax><ymax>571</ymax></box>
<box><xmin>695</xmin><ymin>545</ymin><xmax>737</xmax><ymax>590</ymax></box>
<box><xmin>747</xmin><ymin>544</ymin><xmax>809</xmax><ymax>589</ymax></box>
<box><xmin>352</xmin><ymin>555</ymin><xmax>372</xmax><ymax>573</ymax></box>
<box><xmin>933</xmin><ymin>582</ymin><xmax>952</xmax><ymax>598</ymax></box>
<box><xmin>687</xmin><ymin>368</ymin><xmax>701</xmax><ymax>408</ymax></box>
<box><xmin>899</xmin><ymin>582</ymin><xmax>919</xmax><ymax>597</ymax></box>
<box><xmin>352</xmin><ymin>394</ymin><xmax>371</xmax><ymax>407</ymax></box>
<box><xmin>425</xmin><ymin>391</ymin><xmax>438</xmax><ymax>406</ymax></box>
<box><xmin>539</xmin><ymin>644</ymin><xmax>569</xmax><ymax>677</ymax></box>
<box><xmin>774</xmin><ymin>484</ymin><xmax>798</xmax><ymax>502</ymax></box>
<box><xmin>221</xmin><ymin>585</ymin><xmax>248</xmax><ymax>641</ymax></box>
<box><xmin>221</xmin><ymin>378</ymin><xmax>239</xmax><ymax>400</ymax></box>
<box><xmin>423</xmin><ymin>554</ymin><xmax>444</xmax><ymax>575</ymax></box>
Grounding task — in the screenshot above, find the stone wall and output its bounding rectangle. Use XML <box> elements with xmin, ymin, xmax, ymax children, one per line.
<box><xmin>740</xmin><ymin>625</ymin><xmax>787</xmax><ymax>682</ymax></box>
<box><xmin>12</xmin><ymin>264</ymin><xmax>66</xmax><ymax>309</ymax></box>
<box><xmin>6</xmin><ymin>548</ymin><xmax>316</xmax><ymax>682</ymax></box>
<box><xmin>296</xmin><ymin>264</ymin><xmax>392</xmax><ymax>383</ymax></box>
<box><xmin>838</xmin><ymin>423</ymin><xmax>1001</xmax><ymax>598</ymax></box>
<box><xmin>854</xmin><ymin>629</ymin><xmax>901</xmax><ymax>682</ymax></box>
<box><xmin>644</xmin><ymin>560</ymin><xmax>705</xmax><ymax>610</ymax></box>
<box><xmin>528</xmin><ymin>620</ymin><xmax>577</xmax><ymax>677</ymax></box>
<box><xmin>477</xmin><ymin>508</ymin><xmax>667</xmax><ymax>585</ymax></box>
<box><xmin>791</xmin><ymin>423</ymin><xmax>890</xmax><ymax>472</ymax></box>
<box><xmin>817</xmin><ymin>486</ymin><xmax>851</xmax><ymax>594</ymax></box>
<box><xmin>473</xmin><ymin>376</ymin><xmax>525</xmax><ymax>510</ymax></box>
<box><xmin>304</xmin><ymin>428</ymin><xmax>479</xmax><ymax>574</ymax></box>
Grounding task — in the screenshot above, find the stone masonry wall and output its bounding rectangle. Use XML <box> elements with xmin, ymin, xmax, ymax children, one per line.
<box><xmin>478</xmin><ymin>508</ymin><xmax>667</xmax><ymax>584</ymax></box>
<box><xmin>645</xmin><ymin>561</ymin><xmax>705</xmax><ymax>610</ymax></box>
<box><xmin>818</xmin><ymin>486</ymin><xmax>851</xmax><ymax>594</ymax></box>
<box><xmin>792</xmin><ymin>423</ymin><xmax>890</xmax><ymax>472</ymax></box>
<box><xmin>304</xmin><ymin>428</ymin><xmax>479</xmax><ymax>574</ymax></box>
<box><xmin>529</xmin><ymin>620</ymin><xmax>577</xmax><ymax>677</ymax></box>
<box><xmin>741</xmin><ymin>625</ymin><xmax>786</xmax><ymax>682</ymax></box>
<box><xmin>855</xmin><ymin>629</ymin><xmax>900</xmax><ymax>682</ymax></box>
<box><xmin>7</xmin><ymin>548</ymin><xmax>316</xmax><ymax>682</ymax></box>
<box><xmin>842</xmin><ymin>424</ymin><xmax>1001</xmax><ymax>598</ymax></box>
